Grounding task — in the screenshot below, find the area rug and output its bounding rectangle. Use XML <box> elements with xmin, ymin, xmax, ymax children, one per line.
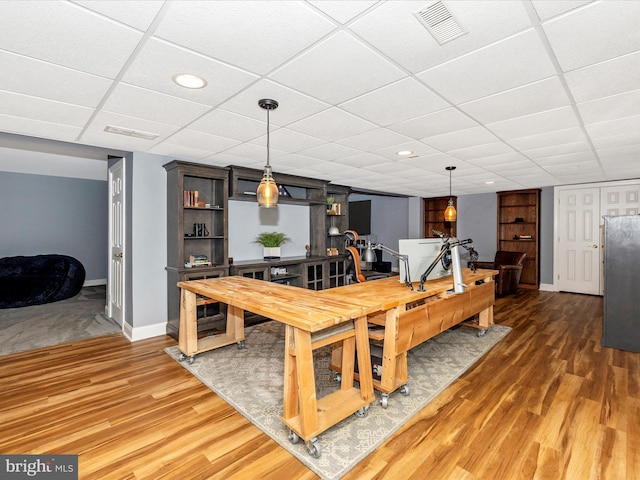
<box><xmin>165</xmin><ymin>321</ymin><xmax>511</xmax><ymax>479</ymax></box>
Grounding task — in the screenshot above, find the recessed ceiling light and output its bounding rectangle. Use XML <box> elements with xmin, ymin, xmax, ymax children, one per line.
<box><xmin>485</xmin><ymin>181</ymin><xmax>495</xmax><ymax>185</ymax></box>
<box><xmin>172</xmin><ymin>73</ymin><xmax>207</xmax><ymax>89</ymax></box>
<box><xmin>396</xmin><ymin>150</ymin><xmax>413</xmax><ymax>156</ymax></box>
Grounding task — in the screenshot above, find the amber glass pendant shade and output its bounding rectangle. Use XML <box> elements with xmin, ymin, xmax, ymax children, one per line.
<box><xmin>444</xmin><ymin>199</ymin><xmax>457</xmax><ymax>221</ymax></box>
<box><xmin>257</xmin><ymin>165</ymin><xmax>278</xmax><ymax>208</ymax></box>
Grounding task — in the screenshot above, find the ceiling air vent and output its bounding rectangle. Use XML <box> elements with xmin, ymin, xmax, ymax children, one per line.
<box><xmin>104</xmin><ymin>125</ymin><xmax>159</xmax><ymax>141</ymax></box>
<box><xmin>414</xmin><ymin>1</ymin><xmax>467</xmax><ymax>45</ymax></box>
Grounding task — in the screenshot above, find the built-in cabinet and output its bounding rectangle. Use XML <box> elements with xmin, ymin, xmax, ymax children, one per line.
<box><xmin>164</xmin><ymin>160</ymin><xmax>230</xmax><ymax>338</ymax></box>
<box><xmin>496</xmin><ymin>189</ymin><xmax>540</xmax><ymax>289</ymax></box>
<box><xmin>165</xmin><ymin>162</ymin><xmax>350</xmax><ymax>338</ymax></box>
<box><xmin>326</xmin><ymin>184</ymin><xmax>350</xmax><ymax>256</ymax></box>
<box><xmin>423</xmin><ymin>196</ymin><xmax>457</xmax><ymax>238</ymax></box>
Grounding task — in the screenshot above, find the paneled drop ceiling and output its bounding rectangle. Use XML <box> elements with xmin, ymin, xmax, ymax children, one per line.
<box><xmin>0</xmin><ymin>0</ymin><xmax>639</xmax><ymax>196</ymax></box>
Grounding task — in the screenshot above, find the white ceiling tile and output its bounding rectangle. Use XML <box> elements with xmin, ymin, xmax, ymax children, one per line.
<box><xmin>565</xmin><ymin>51</ymin><xmax>640</xmax><ymax>103</ymax></box>
<box><xmin>459</xmin><ymin>76</ymin><xmax>571</xmax><ymax>124</ymax></box>
<box><xmin>71</xmin><ymin>0</ymin><xmax>164</xmax><ymax>30</ymax></box>
<box><xmin>533</xmin><ymin>150</ymin><xmax>597</xmax><ymax>167</ymax></box>
<box><xmin>465</xmin><ymin>152</ymin><xmax>531</xmax><ymax>167</ymax></box>
<box><xmin>340</xmin><ymin>77</ymin><xmax>449</xmax><ymax>126</ymax></box>
<box><xmin>521</xmin><ymin>140</ymin><xmax>592</xmax><ymax>159</ymax></box>
<box><xmin>577</xmin><ymin>88</ymin><xmax>640</xmax><ymax>125</ymax></box>
<box><xmin>0</xmin><ymin>91</ymin><xmax>93</xmax><ymax>127</ymax></box>
<box><xmin>508</xmin><ymin>126</ymin><xmax>587</xmax><ymax>151</ymax></box>
<box><xmin>288</xmin><ymin>108</ymin><xmax>377</xmax><ymax>142</ymax></box>
<box><xmin>487</xmin><ymin>106</ymin><xmax>580</xmax><ymax>140</ymax></box>
<box><xmin>0</xmin><ymin>114</ymin><xmax>82</xmax><ymax>143</ymax></box>
<box><xmin>122</xmin><ymin>38</ymin><xmax>259</xmax><ymax>106</ymax></box>
<box><xmin>0</xmin><ymin>51</ymin><xmax>112</xmax><ymax>107</ymax></box>
<box><xmin>388</xmin><ymin>108</ymin><xmax>479</xmax><ymax>139</ymax></box>
<box><xmin>585</xmin><ymin>114</ymin><xmax>640</xmax><ymax>139</ymax></box>
<box><xmin>337</xmin><ymin>128</ymin><xmax>413</xmax><ymax>151</ymax></box>
<box><xmin>333</xmin><ymin>152</ymin><xmax>389</xmax><ymax>168</ymax></box>
<box><xmin>249</xmin><ymin>128</ymin><xmax>326</xmax><ymax>154</ymax></box>
<box><xmin>160</xmin><ymin>129</ymin><xmax>240</xmax><ymax>154</ymax></box>
<box><xmin>448</xmin><ymin>142</ymin><xmax>516</xmax><ymax>161</ymax></box>
<box><xmin>216</xmin><ymin>80</ymin><xmax>330</xmax><ymax>126</ymax></box>
<box><xmin>531</xmin><ymin>1</ymin><xmax>594</xmax><ymax>21</ymax></box>
<box><xmin>349</xmin><ymin>1</ymin><xmax>532</xmax><ymax>73</ymax></box>
<box><xmin>271</xmin><ymin>31</ymin><xmax>406</xmax><ymax>104</ymax></box>
<box><xmin>189</xmin><ymin>109</ymin><xmax>265</xmax><ymax>141</ymax></box>
<box><xmin>0</xmin><ymin>1</ymin><xmax>142</xmax><ymax>77</ymax></box>
<box><xmin>147</xmin><ymin>142</ymin><xmax>217</xmax><ymax>161</ymax></box>
<box><xmin>543</xmin><ymin>0</ymin><xmax>640</xmax><ymax>71</ymax></box>
<box><xmin>422</xmin><ymin>126</ymin><xmax>499</xmax><ymax>152</ymax></box>
<box><xmin>156</xmin><ymin>1</ymin><xmax>336</xmax><ymax>75</ymax></box>
<box><xmin>102</xmin><ymin>84</ymin><xmax>211</xmax><ymax>126</ymax></box>
<box><xmin>591</xmin><ymin>131</ymin><xmax>640</xmax><ymax>150</ymax></box>
<box><xmin>308</xmin><ymin>1</ymin><xmax>377</xmax><ymax>24</ymax></box>
<box><xmin>297</xmin><ymin>143</ymin><xmax>361</xmax><ymax>161</ymax></box>
<box><xmin>417</xmin><ymin>29</ymin><xmax>556</xmax><ymax>104</ymax></box>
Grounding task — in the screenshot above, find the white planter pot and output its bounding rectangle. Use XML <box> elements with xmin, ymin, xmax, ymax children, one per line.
<box><xmin>263</xmin><ymin>247</ymin><xmax>281</xmax><ymax>259</ymax></box>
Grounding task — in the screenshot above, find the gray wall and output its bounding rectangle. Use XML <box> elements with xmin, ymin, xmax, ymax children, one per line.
<box><xmin>457</xmin><ymin>192</ymin><xmax>498</xmax><ymax>263</ymax></box>
<box><xmin>349</xmin><ymin>194</ymin><xmax>409</xmax><ymax>269</ymax></box>
<box><xmin>539</xmin><ymin>186</ymin><xmax>554</xmax><ymax>285</ymax></box>
<box><xmin>0</xmin><ymin>171</ymin><xmax>108</xmax><ymax>282</ymax></box>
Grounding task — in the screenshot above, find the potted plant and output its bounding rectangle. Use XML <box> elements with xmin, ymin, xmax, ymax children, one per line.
<box><xmin>253</xmin><ymin>232</ymin><xmax>291</xmax><ymax>259</ymax></box>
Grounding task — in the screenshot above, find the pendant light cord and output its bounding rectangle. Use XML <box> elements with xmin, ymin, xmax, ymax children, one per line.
<box><xmin>266</xmin><ymin>108</ymin><xmax>270</xmax><ymax>167</ymax></box>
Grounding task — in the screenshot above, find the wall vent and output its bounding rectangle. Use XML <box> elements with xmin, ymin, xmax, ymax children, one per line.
<box><xmin>414</xmin><ymin>1</ymin><xmax>467</xmax><ymax>45</ymax></box>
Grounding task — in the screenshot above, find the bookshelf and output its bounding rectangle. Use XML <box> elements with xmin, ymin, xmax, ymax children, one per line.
<box><xmin>496</xmin><ymin>189</ymin><xmax>540</xmax><ymax>288</ymax></box>
<box><xmin>423</xmin><ymin>196</ymin><xmax>457</xmax><ymax>238</ymax></box>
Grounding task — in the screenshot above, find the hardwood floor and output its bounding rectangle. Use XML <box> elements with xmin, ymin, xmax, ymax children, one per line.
<box><xmin>1</xmin><ymin>289</ymin><xmax>638</xmax><ymax>479</ymax></box>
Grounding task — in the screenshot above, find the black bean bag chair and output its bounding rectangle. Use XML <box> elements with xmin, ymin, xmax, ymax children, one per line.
<box><xmin>0</xmin><ymin>254</ymin><xmax>86</xmax><ymax>309</ymax></box>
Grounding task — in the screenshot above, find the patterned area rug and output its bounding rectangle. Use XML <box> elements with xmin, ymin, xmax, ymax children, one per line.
<box><xmin>166</xmin><ymin>321</ymin><xmax>511</xmax><ymax>479</ymax></box>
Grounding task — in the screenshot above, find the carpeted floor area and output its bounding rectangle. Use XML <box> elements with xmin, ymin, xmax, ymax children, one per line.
<box><xmin>0</xmin><ymin>285</ymin><xmax>121</xmax><ymax>356</ymax></box>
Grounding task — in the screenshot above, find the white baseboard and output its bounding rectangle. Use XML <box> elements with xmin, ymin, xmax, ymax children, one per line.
<box><xmin>124</xmin><ymin>321</ymin><xmax>168</xmax><ymax>342</ymax></box>
<box><xmin>539</xmin><ymin>282</ymin><xmax>556</xmax><ymax>292</ymax></box>
<box><xmin>84</xmin><ymin>278</ymin><xmax>107</xmax><ymax>287</ymax></box>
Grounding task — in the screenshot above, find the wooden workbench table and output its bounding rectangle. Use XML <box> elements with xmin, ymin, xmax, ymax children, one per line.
<box><xmin>176</xmin><ymin>276</ymin><xmax>375</xmax><ymax>457</ymax></box>
<box><xmin>320</xmin><ymin>268</ymin><xmax>498</xmax><ymax>407</ymax></box>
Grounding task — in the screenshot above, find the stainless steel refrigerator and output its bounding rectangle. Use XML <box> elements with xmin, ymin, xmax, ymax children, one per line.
<box><xmin>602</xmin><ymin>215</ymin><xmax>640</xmax><ymax>353</ymax></box>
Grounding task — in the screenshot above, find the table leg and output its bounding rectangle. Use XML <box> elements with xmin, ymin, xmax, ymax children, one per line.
<box><xmin>179</xmin><ymin>288</ymin><xmax>197</xmax><ymax>356</ymax></box>
<box><xmin>353</xmin><ymin>315</ymin><xmax>375</xmax><ymax>403</ymax></box>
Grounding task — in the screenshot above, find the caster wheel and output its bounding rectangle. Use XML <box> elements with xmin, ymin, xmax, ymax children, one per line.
<box><xmin>380</xmin><ymin>394</ymin><xmax>389</xmax><ymax>409</ymax></box>
<box><xmin>237</xmin><ymin>340</ymin><xmax>246</xmax><ymax>349</ymax></box>
<box><xmin>178</xmin><ymin>353</ymin><xmax>186</xmax><ymax>362</ymax></box>
<box><xmin>355</xmin><ymin>405</ymin><xmax>368</xmax><ymax>418</ymax></box>
<box><xmin>188</xmin><ymin>355</ymin><xmax>195</xmax><ymax>364</ymax></box>
<box><xmin>399</xmin><ymin>384</ymin><xmax>410</xmax><ymax>396</ymax></box>
<box><xmin>332</xmin><ymin>371</ymin><xmax>341</xmax><ymax>383</ymax></box>
<box><xmin>477</xmin><ymin>329</ymin><xmax>486</xmax><ymax>337</ymax></box>
<box><xmin>306</xmin><ymin>438</ymin><xmax>321</xmax><ymax>458</ymax></box>
<box><xmin>288</xmin><ymin>430</ymin><xmax>300</xmax><ymax>444</ymax></box>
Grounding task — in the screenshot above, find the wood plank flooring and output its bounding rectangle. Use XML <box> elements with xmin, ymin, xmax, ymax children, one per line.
<box><xmin>1</xmin><ymin>289</ymin><xmax>638</xmax><ymax>479</ymax></box>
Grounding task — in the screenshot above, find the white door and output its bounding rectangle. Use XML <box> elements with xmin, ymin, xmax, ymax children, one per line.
<box><xmin>108</xmin><ymin>159</ymin><xmax>125</xmax><ymax>327</ymax></box>
<box><xmin>557</xmin><ymin>187</ymin><xmax>601</xmax><ymax>295</ymax></box>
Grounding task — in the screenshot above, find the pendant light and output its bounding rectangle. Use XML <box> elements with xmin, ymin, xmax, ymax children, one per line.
<box><xmin>444</xmin><ymin>166</ymin><xmax>457</xmax><ymax>222</ymax></box>
<box><xmin>256</xmin><ymin>98</ymin><xmax>279</xmax><ymax>208</ymax></box>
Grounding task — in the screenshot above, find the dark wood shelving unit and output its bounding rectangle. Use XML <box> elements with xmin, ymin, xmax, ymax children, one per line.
<box><xmin>423</xmin><ymin>196</ymin><xmax>457</xmax><ymax>238</ymax></box>
<box><xmin>496</xmin><ymin>188</ymin><xmax>540</xmax><ymax>289</ymax></box>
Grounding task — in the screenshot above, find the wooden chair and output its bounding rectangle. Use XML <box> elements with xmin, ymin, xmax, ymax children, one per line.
<box><xmin>474</xmin><ymin>251</ymin><xmax>526</xmax><ymax>295</ymax></box>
